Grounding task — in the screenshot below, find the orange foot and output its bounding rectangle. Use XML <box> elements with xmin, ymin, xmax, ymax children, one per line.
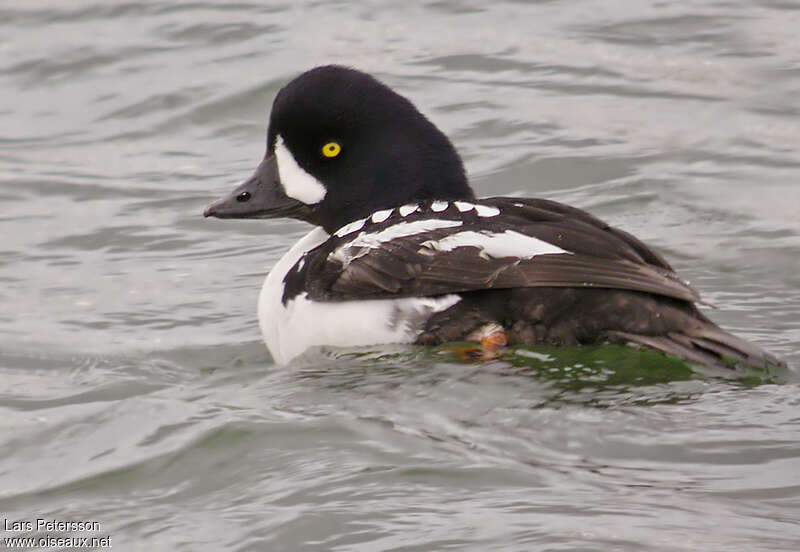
<box><xmin>440</xmin><ymin>323</ymin><xmax>509</xmax><ymax>361</ymax></box>
<box><xmin>480</xmin><ymin>330</ymin><xmax>508</xmax><ymax>355</ymax></box>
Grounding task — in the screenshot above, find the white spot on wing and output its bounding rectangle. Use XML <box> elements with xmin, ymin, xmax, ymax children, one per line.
<box><xmin>274</xmin><ymin>135</ymin><xmax>327</xmax><ymax>204</ymax></box>
<box><xmin>474</xmin><ymin>204</ymin><xmax>500</xmax><ymax>217</ymax></box>
<box><xmin>399</xmin><ymin>204</ymin><xmax>419</xmax><ymax>217</ymax></box>
<box><xmin>371</xmin><ymin>208</ymin><xmax>393</xmax><ymax>223</ymax></box>
<box><xmin>334</xmin><ymin>217</ymin><xmax>366</xmax><ymax>237</ymax></box>
<box><xmin>431</xmin><ymin>200</ymin><xmax>449</xmax><ymax>212</ymax></box>
<box><xmin>330</xmin><ymin>219</ymin><xmax>462</xmax><ymax>266</ymax></box>
<box><xmin>420</xmin><ymin>230</ymin><xmax>569</xmax><ymax>259</ymax></box>
<box><xmin>454</xmin><ymin>201</ymin><xmax>474</xmax><ymax>212</ymax></box>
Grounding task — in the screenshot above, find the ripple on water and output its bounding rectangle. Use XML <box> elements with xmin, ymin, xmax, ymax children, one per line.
<box><xmin>1</xmin><ymin>0</ymin><xmax>799</xmax><ymax>550</ymax></box>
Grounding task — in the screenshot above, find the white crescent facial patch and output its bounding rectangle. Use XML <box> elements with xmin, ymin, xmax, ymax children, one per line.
<box><xmin>274</xmin><ymin>135</ymin><xmax>327</xmax><ymax>204</ymax></box>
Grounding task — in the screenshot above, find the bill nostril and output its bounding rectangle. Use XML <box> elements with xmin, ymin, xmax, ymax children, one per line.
<box><xmin>237</xmin><ymin>191</ymin><xmax>251</xmax><ymax>202</ymax></box>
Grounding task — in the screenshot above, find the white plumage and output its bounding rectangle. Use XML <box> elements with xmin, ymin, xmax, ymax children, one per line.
<box><xmin>259</xmin><ymin>226</ymin><xmax>462</xmax><ymax>363</ymax></box>
<box><xmin>274</xmin><ymin>135</ymin><xmax>327</xmax><ymax>204</ymax></box>
<box><xmin>419</xmin><ymin>230</ymin><xmax>570</xmax><ymax>259</ymax></box>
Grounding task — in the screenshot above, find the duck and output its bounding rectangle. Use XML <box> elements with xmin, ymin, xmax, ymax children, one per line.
<box><xmin>204</xmin><ymin>65</ymin><xmax>785</xmax><ymax>369</ymax></box>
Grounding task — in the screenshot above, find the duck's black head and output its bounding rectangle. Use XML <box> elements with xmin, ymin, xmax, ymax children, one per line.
<box><xmin>204</xmin><ymin>65</ymin><xmax>474</xmax><ymax>233</ymax></box>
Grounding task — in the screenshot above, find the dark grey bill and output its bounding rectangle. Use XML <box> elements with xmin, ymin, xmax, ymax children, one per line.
<box><xmin>203</xmin><ymin>154</ymin><xmax>308</xmax><ymax>219</ymax></box>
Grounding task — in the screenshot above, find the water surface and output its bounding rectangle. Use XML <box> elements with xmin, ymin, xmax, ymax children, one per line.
<box><xmin>2</xmin><ymin>1</ymin><xmax>799</xmax><ymax>550</ymax></box>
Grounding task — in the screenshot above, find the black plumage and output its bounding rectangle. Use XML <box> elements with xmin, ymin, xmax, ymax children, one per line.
<box><xmin>283</xmin><ymin>198</ymin><xmax>697</xmax><ymax>304</ymax></box>
<box><xmin>280</xmin><ymin>197</ymin><xmax>783</xmax><ymax>370</ymax></box>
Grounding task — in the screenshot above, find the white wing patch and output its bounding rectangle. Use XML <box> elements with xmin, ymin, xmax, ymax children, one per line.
<box><xmin>274</xmin><ymin>135</ymin><xmax>327</xmax><ymax>204</ymax></box>
<box><xmin>330</xmin><ymin>219</ymin><xmax>462</xmax><ymax>266</ymax></box>
<box><xmin>371</xmin><ymin>208</ymin><xmax>393</xmax><ymax>223</ymax></box>
<box><xmin>399</xmin><ymin>204</ymin><xmax>419</xmax><ymax>217</ymax></box>
<box><xmin>334</xmin><ymin>217</ymin><xmax>367</xmax><ymax>237</ymax></box>
<box><xmin>420</xmin><ymin>230</ymin><xmax>570</xmax><ymax>259</ymax></box>
<box><xmin>474</xmin><ymin>204</ymin><xmax>500</xmax><ymax>217</ymax></box>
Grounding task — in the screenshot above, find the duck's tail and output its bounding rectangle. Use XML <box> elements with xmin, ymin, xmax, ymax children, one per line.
<box><xmin>608</xmin><ymin>318</ymin><xmax>786</xmax><ymax>372</ymax></box>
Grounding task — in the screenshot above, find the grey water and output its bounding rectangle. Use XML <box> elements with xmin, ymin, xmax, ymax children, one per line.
<box><xmin>2</xmin><ymin>1</ymin><xmax>799</xmax><ymax>550</ymax></box>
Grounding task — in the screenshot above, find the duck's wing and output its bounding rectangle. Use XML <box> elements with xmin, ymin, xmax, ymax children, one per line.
<box><xmin>282</xmin><ymin>198</ymin><xmax>700</xmax><ymax>304</ymax></box>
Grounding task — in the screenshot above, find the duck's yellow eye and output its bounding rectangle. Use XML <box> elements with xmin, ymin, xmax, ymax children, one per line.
<box><xmin>322</xmin><ymin>142</ymin><xmax>341</xmax><ymax>158</ymax></box>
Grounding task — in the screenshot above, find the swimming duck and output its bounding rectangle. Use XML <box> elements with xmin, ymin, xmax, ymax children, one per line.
<box><xmin>204</xmin><ymin>65</ymin><xmax>784</xmax><ymax>369</ymax></box>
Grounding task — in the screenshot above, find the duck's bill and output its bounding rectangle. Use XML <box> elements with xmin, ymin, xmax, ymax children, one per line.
<box><xmin>203</xmin><ymin>154</ymin><xmax>308</xmax><ymax>219</ymax></box>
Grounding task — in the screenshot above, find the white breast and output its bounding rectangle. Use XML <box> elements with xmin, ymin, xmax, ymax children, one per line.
<box><xmin>258</xmin><ymin>227</ymin><xmax>461</xmax><ymax>363</ymax></box>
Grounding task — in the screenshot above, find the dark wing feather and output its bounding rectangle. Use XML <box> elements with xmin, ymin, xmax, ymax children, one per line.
<box><xmin>331</xmin><ymin>243</ymin><xmax>699</xmax><ymax>302</ymax></box>
<box><xmin>288</xmin><ymin>197</ymin><xmax>700</xmax><ymax>304</ymax></box>
<box><xmin>500</xmin><ymin>198</ymin><xmax>674</xmax><ymax>270</ymax></box>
